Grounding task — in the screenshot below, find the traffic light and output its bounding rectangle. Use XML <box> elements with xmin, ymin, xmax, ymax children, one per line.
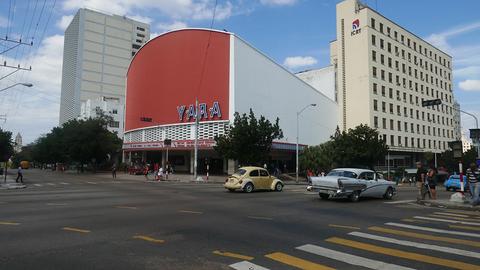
<box><xmin>421</xmin><ymin>99</ymin><xmax>442</xmax><ymax>107</ymax></box>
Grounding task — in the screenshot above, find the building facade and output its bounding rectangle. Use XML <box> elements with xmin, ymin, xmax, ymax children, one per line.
<box><xmin>59</xmin><ymin>8</ymin><xmax>149</xmax><ymax>126</ymax></box>
<box><xmin>453</xmin><ymin>101</ymin><xmax>462</xmax><ymax>140</ymax></box>
<box><xmin>331</xmin><ymin>0</ymin><xmax>455</xmax><ymax>168</ymax></box>
<box><xmin>14</xmin><ymin>133</ymin><xmax>22</xmax><ymax>153</ymax></box>
<box><xmin>123</xmin><ymin>29</ymin><xmax>338</xmax><ymax>174</ymax></box>
<box><xmin>79</xmin><ymin>96</ymin><xmax>125</xmax><ymax>138</ymax></box>
<box><xmin>296</xmin><ymin>66</ymin><xmax>337</xmax><ymax>102</ymax></box>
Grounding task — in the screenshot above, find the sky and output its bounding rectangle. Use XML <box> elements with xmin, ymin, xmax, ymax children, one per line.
<box><xmin>0</xmin><ymin>0</ymin><xmax>479</xmax><ymax>144</ymax></box>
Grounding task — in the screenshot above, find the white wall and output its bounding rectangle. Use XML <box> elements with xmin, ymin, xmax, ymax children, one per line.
<box><xmin>296</xmin><ymin>66</ymin><xmax>336</xmax><ymax>102</ymax></box>
<box><xmin>233</xmin><ymin>36</ymin><xmax>339</xmax><ymax>146</ymax></box>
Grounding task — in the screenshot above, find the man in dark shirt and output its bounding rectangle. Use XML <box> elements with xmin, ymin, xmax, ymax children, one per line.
<box><xmin>466</xmin><ymin>162</ymin><xmax>480</xmax><ymax>206</ymax></box>
<box><xmin>415</xmin><ymin>162</ymin><xmax>428</xmax><ymax>200</ymax></box>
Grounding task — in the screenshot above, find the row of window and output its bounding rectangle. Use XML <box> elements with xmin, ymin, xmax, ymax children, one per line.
<box><xmin>370</xmin><ymin>18</ymin><xmax>450</xmax><ymax>69</ymax></box>
<box><xmin>372</xmin><ymin>83</ymin><xmax>453</xmax><ymax>115</ymax></box>
<box><xmin>373</xmin><ymin>116</ymin><xmax>453</xmax><ymax>139</ymax></box>
<box><xmin>373</xmin><ymin>99</ymin><xmax>453</xmax><ymax>126</ymax></box>
<box><xmin>379</xmin><ymin>133</ymin><xmax>448</xmax><ymax>151</ymax></box>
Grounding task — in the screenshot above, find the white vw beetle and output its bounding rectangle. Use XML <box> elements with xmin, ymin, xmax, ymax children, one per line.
<box><xmin>307</xmin><ymin>168</ymin><xmax>396</xmax><ymax>202</ymax></box>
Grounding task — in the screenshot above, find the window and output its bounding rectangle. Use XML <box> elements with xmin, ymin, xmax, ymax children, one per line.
<box><xmin>373</xmin><ymin>67</ymin><xmax>377</xmax><ymax>77</ymax></box>
<box><xmin>373</xmin><ymin>100</ymin><xmax>378</xmax><ymax>111</ymax></box>
<box><xmin>389</xmin><ymin>88</ymin><xmax>393</xmax><ymax>99</ymax></box>
<box><xmin>373</xmin><ymin>83</ymin><xmax>378</xmax><ymax>94</ymax></box>
<box><xmin>132</xmin><ymin>44</ymin><xmax>141</xmax><ymax>49</ymax></box>
<box><xmin>374</xmin><ymin>116</ymin><xmax>378</xmax><ymax>128</ymax></box>
<box><xmin>136</xmin><ymin>33</ymin><xmax>145</xmax><ymax>38</ymax></box>
<box><xmin>387</xmin><ymin>27</ymin><xmax>391</xmax><ymax>36</ymax></box>
<box><xmin>371</xmin><ymin>18</ymin><xmax>376</xmax><ymax>29</ymax></box>
<box><xmin>109</xmin><ymin>121</ymin><xmax>120</xmax><ymax>128</ymax></box>
<box><xmin>382</xmin><ymin>118</ymin><xmax>387</xmax><ymax>129</ymax></box>
<box><xmin>135</xmin><ymin>39</ymin><xmax>142</xmax><ymax>43</ymax></box>
<box><xmin>259</xmin><ymin>170</ymin><xmax>269</xmax><ymax>177</ymax></box>
<box><xmin>387</xmin><ymin>42</ymin><xmax>391</xmax><ymax>53</ymax></box>
<box><xmin>372</xmin><ymin>50</ymin><xmax>377</xmax><ymax>62</ymax></box>
<box><xmin>381</xmin><ymin>69</ymin><xmax>385</xmax><ymax>80</ymax></box>
<box><xmin>381</xmin><ymin>86</ymin><xmax>386</xmax><ymax>96</ymax></box>
<box><xmin>380</xmin><ymin>23</ymin><xmax>384</xmax><ymax>33</ymax></box>
<box><xmin>389</xmin><ymin>103</ymin><xmax>394</xmax><ymax>114</ymax></box>
<box><xmin>249</xmin><ymin>170</ymin><xmax>259</xmax><ymax>177</ymax></box>
<box><xmin>382</xmin><ymin>102</ymin><xmax>386</xmax><ymax>112</ymax></box>
<box><xmin>380</xmin><ymin>39</ymin><xmax>384</xmax><ymax>49</ymax></box>
<box><xmin>397</xmin><ymin>121</ymin><xmax>401</xmax><ymax>131</ymax></box>
<box><xmin>380</xmin><ymin>54</ymin><xmax>384</xmax><ymax>65</ymax></box>
<box><xmin>136</xmin><ymin>26</ymin><xmax>145</xmax><ymax>31</ymax></box>
<box><xmin>372</xmin><ymin>35</ymin><xmax>376</xmax><ymax>46</ymax></box>
<box><xmin>112</xmin><ymin>109</ymin><xmax>118</xmax><ymax>114</ymax></box>
<box><xmin>390</xmin><ymin>119</ymin><xmax>394</xmax><ymax>130</ymax></box>
<box><xmin>391</xmin><ymin>135</ymin><xmax>395</xmax><ymax>145</ymax></box>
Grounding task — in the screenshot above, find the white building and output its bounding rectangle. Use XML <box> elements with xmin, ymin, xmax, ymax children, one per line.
<box><xmin>296</xmin><ymin>66</ymin><xmax>337</xmax><ymax>102</ymax></box>
<box><xmin>79</xmin><ymin>96</ymin><xmax>124</xmax><ymax>138</ymax></box>
<box><xmin>331</xmin><ymin>0</ymin><xmax>456</xmax><ymax>167</ymax></box>
<box><xmin>14</xmin><ymin>133</ymin><xmax>22</xmax><ymax>153</ymax></box>
<box><xmin>462</xmin><ymin>132</ymin><xmax>472</xmax><ymax>153</ymax></box>
<box><xmin>453</xmin><ymin>101</ymin><xmax>461</xmax><ymax>140</ymax></box>
<box><xmin>59</xmin><ymin>8</ymin><xmax>149</xmax><ymax>125</ymax></box>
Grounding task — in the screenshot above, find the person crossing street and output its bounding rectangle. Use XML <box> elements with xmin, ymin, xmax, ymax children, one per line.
<box><xmin>15</xmin><ymin>166</ymin><xmax>24</xmax><ymax>183</ymax></box>
<box><xmin>466</xmin><ymin>162</ymin><xmax>480</xmax><ymax>206</ymax></box>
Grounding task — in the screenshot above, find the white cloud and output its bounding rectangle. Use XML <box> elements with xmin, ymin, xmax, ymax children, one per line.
<box><xmin>425</xmin><ymin>21</ymin><xmax>480</xmax><ymax>52</ymax></box>
<box><xmin>62</xmin><ymin>0</ymin><xmax>234</xmax><ymax>21</ymax></box>
<box><xmin>127</xmin><ymin>14</ymin><xmax>153</xmax><ymax>25</ymax></box>
<box><xmin>455</xmin><ymin>66</ymin><xmax>480</xmax><ymax>78</ymax></box>
<box><xmin>156</xmin><ymin>21</ymin><xmax>188</xmax><ymax>33</ymax></box>
<box><xmin>0</xmin><ymin>15</ymin><xmax>8</xmax><ymax>28</ymax></box>
<box><xmin>260</xmin><ymin>0</ymin><xmax>297</xmax><ymax>6</ymax></box>
<box><xmin>459</xmin><ymin>80</ymin><xmax>480</xmax><ymax>91</ymax></box>
<box><xmin>283</xmin><ymin>56</ymin><xmax>318</xmax><ymax>69</ymax></box>
<box><xmin>56</xmin><ymin>15</ymin><xmax>74</xmax><ymax>30</ymax></box>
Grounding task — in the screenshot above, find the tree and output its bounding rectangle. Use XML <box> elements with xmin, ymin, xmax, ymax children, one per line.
<box><xmin>214</xmin><ymin>109</ymin><xmax>283</xmax><ymax>165</ymax></box>
<box><xmin>0</xmin><ymin>128</ymin><xmax>14</xmax><ymax>162</ymax></box>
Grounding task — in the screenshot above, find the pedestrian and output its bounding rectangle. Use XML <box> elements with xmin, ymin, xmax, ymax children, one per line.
<box><xmin>15</xmin><ymin>166</ymin><xmax>23</xmax><ymax>183</ymax></box>
<box><xmin>466</xmin><ymin>162</ymin><xmax>480</xmax><ymax>206</ymax></box>
<box><xmin>144</xmin><ymin>164</ymin><xmax>149</xmax><ymax>180</ymax></box>
<box><xmin>112</xmin><ymin>164</ymin><xmax>117</xmax><ymax>179</ymax></box>
<box><xmin>158</xmin><ymin>167</ymin><xmax>164</xmax><ymax>181</ymax></box>
<box><xmin>415</xmin><ymin>162</ymin><xmax>428</xmax><ymax>200</ymax></box>
<box><xmin>426</xmin><ymin>166</ymin><xmax>437</xmax><ymax>200</ymax></box>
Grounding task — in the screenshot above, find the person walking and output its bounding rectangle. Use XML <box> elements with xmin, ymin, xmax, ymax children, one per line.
<box><xmin>112</xmin><ymin>164</ymin><xmax>117</xmax><ymax>179</ymax></box>
<box><xmin>426</xmin><ymin>166</ymin><xmax>438</xmax><ymax>200</ymax></box>
<box><xmin>143</xmin><ymin>164</ymin><xmax>149</xmax><ymax>180</ymax></box>
<box><xmin>15</xmin><ymin>166</ymin><xmax>24</xmax><ymax>183</ymax></box>
<box><xmin>466</xmin><ymin>162</ymin><xmax>480</xmax><ymax>206</ymax></box>
<box><xmin>415</xmin><ymin>162</ymin><xmax>428</xmax><ymax>200</ymax></box>
<box><xmin>158</xmin><ymin>167</ymin><xmax>164</xmax><ymax>181</ymax></box>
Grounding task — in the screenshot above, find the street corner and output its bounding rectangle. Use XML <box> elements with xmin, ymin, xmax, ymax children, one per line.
<box><xmin>416</xmin><ymin>198</ymin><xmax>480</xmax><ymax>211</ymax></box>
<box><xmin>0</xmin><ymin>183</ymin><xmax>27</xmax><ymax>190</ymax></box>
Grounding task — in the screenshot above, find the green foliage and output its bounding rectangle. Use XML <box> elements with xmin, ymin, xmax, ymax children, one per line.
<box><xmin>12</xmin><ymin>144</ymin><xmax>34</xmax><ymax>167</ymax></box>
<box><xmin>31</xmin><ymin>117</ymin><xmax>122</xmax><ymax>170</ymax></box>
<box><xmin>300</xmin><ymin>124</ymin><xmax>388</xmax><ymax>170</ymax></box>
<box><xmin>214</xmin><ymin>109</ymin><xmax>283</xmax><ymax>165</ymax></box>
<box><xmin>0</xmin><ymin>128</ymin><xmax>14</xmax><ymax>162</ymax></box>
<box><xmin>437</xmin><ymin>148</ymin><xmax>478</xmax><ymax>172</ymax></box>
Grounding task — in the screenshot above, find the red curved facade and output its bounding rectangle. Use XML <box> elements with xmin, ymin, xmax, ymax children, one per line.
<box><xmin>125</xmin><ymin>29</ymin><xmax>231</xmax><ymax>132</ymax></box>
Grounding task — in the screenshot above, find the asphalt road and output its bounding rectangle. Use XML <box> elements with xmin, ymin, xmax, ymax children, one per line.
<box><xmin>1</xmin><ymin>169</ymin><xmax>479</xmax><ymax>270</ymax></box>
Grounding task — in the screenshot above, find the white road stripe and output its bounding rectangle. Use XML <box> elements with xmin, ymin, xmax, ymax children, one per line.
<box><xmin>229</xmin><ymin>261</ymin><xmax>270</xmax><ymax>270</ymax></box>
<box><xmin>414</xmin><ymin>216</ymin><xmax>480</xmax><ymax>226</ymax></box>
<box><xmin>386</xmin><ymin>222</ymin><xmax>480</xmax><ymax>238</ymax></box>
<box><xmin>33</xmin><ymin>184</ymin><xmax>42</xmax><ymax>187</ymax></box>
<box><xmin>297</xmin><ymin>244</ymin><xmax>415</xmax><ymax>270</ymax></box>
<box><xmin>60</xmin><ymin>182</ymin><xmax>70</xmax><ymax>185</ymax></box>
<box><xmin>433</xmin><ymin>212</ymin><xmax>470</xmax><ymax>218</ymax></box>
<box><xmin>86</xmin><ymin>181</ymin><xmax>97</xmax><ymax>185</ymax></box>
<box><xmin>349</xmin><ymin>231</ymin><xmax>480</xmax><ymax>259</ymax></box>
<box><xmin>46</xmin><ymin>183</ymin><xmax>55</xmax><ymax>186</ymax></box>
<box><xmin>383</xmin><ymin>200</ymin><xmax>415</xmax><ymax>204</ymax></box>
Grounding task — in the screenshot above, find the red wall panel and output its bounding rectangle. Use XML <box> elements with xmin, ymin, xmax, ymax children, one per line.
<box><xmin>125</xmin><ymin>29</ymin><xmax>230</xmax><ymax>132</ymax></box>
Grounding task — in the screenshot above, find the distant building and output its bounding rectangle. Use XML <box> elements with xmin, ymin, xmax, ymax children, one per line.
<box><xmin>79</xmin><ymin>96</ymin><xmax>124</xmax><ymax>138</ymax></box>
<box><xmin>59</xmin><ymin>8</ymin><xmax>150</xmax><ymax>125</ymax></box>
<box><xmin>14</xmin><ymin>133</ymin><xmax>22</xmax><ymax>153</ymax></box>
<box><xmin>462</xmin><ymin>132</ymin><xmax>472</xmax><ymax>153</ymax></box>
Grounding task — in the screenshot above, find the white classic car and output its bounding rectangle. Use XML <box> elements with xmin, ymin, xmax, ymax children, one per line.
<box><xmin>307</xmin><ymin>168</ymin><xmax>396</xmax><ymax>202</ymax></box>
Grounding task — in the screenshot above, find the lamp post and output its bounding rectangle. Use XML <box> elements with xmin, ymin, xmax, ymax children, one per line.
<box><xmin>0</xmin><ymin>82</ymin><xmax>33</xmax><ymax>93</ymax></box>
<box><xmin>296</xmin><ymin>103</ymin><xmax>317</xmax><ymax>183</ymax></box>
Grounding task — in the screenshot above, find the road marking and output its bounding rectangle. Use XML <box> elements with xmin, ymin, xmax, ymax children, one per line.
<box><xmin>369</xmin><ymin>226</ymin><xmax>480</xmax><ymax>248</ymax></box>
<box><xmin>247</xmin><ymin>216</ymin><xmax>273</xmax><ymax>221</ymax></box>
<box><xmin>449</xmin><ymin>225</ymin><xmax>480</xmax><ymax>231</ymax></box>
<box><xmin>265</xmin><ymin>252</ymin><xmax>335</xmax><ymax>270</ymax></box>
<box><xmin>433</xmin><ymin>212</ymin><xmax>470</xmax><ymax>218</ymax></box>
<box><xmin>401</xmin><ymin>219</ymin><xmax>427</xmax><ymax>223</ymax></box>
<box><xmin>429</xmin><ymin>214</ymin><xmax>475</xmax><ymax>221</ymax></box>
<box><xmin>60</xmin><ymin>182</ymin><xmax>70</xmax><ymax>185</ymax></box>
<box><xmin>86</xmin><ymin>181</ymin><xmax>97</xmax><ymax>185</ymax></box>
<box><xmin>297</xmin><ymin>244</ymin><xmax>415</xmax><ymax>270</ymax></box>
<box><xmin>213</xmin><ymin>250</ymin><xmax>254</xmax><ymax>261</ymax></box>
<box><xmin>385</xmin><ymin>222</ymin><xmax>480</xmax><ymax>238</ymax></box>
<box><xmin>329</xmin><ymin>224</ymin><xmax>360</xmax><ymax>230</ymax></box>
<box><xmin>46</xmin><ymin>203</ymin><xmax>68</xmax><ymax>206</ymax></box>
<box><xmin>349</xmin><ymin>231</ymin><xmax>480</xmax><ymax>259</ymax></box>
<box><xmin>326</xmin><ymin>237</ymin><xmax>480</xmax><ymax>270</ymax></box>
<box><xmin>178</xmin><ymin>210</ymin><xmax>203</xmax><ymax>214</ymax></box>
<box><xmin>115</xmin><ymin>206</ymin><xmax>137</xmax><ymax>210</ymax></box>
<box><xmin>0</xmin><ymin>221</ymin><xmax>20</xmax><ymax>225</ymax></box>
<box><xmin>229</xmin><ymin>261</ymin><xmax>269</xmax><ymax>270</ymax></box>
<box><xmin>62</xmin><ymin>227</ymin><xmax>90</xmax><ymax>233</ymax></box>
<box><xmin>413</xmin><ymin>216</ymin><xmax>480</xmax><ymax>226</ymax></box>
<box><xmin>445</xmin><ymin>210</ymin><xmax>480</xmax><ymax>216</ymax></box>
<box><xmin>133</xmin><ymin>235</ymin><xmax>164</xmax><ymax>244</ymax></box>
<box><xmin>46</xmin><ymin>183</ymin><xmax>55</xmax><ymax>186</ymax></box>
<box><xmin>384</xmin><ymin>200</ymin><xmax>415</xmax><ymax>204</ymax></box>
<box><xmin>33</xmin><ymin>184</ymin><xmax>42</xmax><ymax>187</ymax></box>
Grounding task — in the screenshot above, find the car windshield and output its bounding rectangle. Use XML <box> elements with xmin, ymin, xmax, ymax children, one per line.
<box><xmin>450</xmin><ymin>175</ymin><xmax>460</xmax><ymax>179</ymax></box>
<box><xmin>233</xmin><ymin>169</ymin><xmax>247</xmax><ymax>176</ymax></box>
<box><xmin>327</xmin><ymin>170</ymin><xmax>358</xmax><ymax>178</ymax></box>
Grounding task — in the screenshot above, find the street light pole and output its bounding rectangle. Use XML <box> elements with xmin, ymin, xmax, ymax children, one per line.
<box><xmin>296</xmin><ymin>103</ymin><xmax>317</xmax><ymax>183</ymax></box>
<box><xmin>0</xmin><ymin>82</ymin><xmax>33</xmax><ymax>93</ymax></box>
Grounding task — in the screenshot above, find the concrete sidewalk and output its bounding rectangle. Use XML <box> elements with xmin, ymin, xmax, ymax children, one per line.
<box><xmin>0</xmin><ymin>176</ymin><xmax>27</xmax><ymax>190</ymax></box>
<box><xmin>417</xmin><ymin>198</ymin><xmax>479</xmax><ymax>210</ymax></box>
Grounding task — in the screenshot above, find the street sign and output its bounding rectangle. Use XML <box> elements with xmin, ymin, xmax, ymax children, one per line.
<box><xmin>470</xmin><ymin>129</ymin><xmax>480</xmax><ymax>140</ymax></box>
<box><xmin>448</xmin><ymin>141</ymin><xmax>463</xmax><ymax>158</ymax></box>
<box><xmin>421</xmin><ymin>99</ymin><xmax>442</xmax><ymax>107</ymax></box>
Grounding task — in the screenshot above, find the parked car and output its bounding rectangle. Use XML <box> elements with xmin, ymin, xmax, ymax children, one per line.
<box><xmin>224</xmin><ymin>166</ymin><xmax>284</xmax><ymax>193</ymax></box>
<box><xmin>307</xmin><ymin>168</ymin><xmax>396</xmax><ymax>202</ymax></box>
<box><xmin>444</xmin><ymin>175</ymin><xmax>469</xmax><ymax>192</ymax></box>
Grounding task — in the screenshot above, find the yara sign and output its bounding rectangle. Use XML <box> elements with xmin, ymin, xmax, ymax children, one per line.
<box><xmin>177</xmin><ymin>101</ymin><xmax>222</xmax><ymax>121</ymax></box>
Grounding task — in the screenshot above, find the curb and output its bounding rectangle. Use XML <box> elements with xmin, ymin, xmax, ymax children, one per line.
<box><xmin>0</xmin><ymin>183</ymin><xmax>27</xmax><ymax>190</ymax></box>
<box><xmin>416</xmin><ymin>199</ymin><xmax>479</xmax><ymax>211</ymax></box>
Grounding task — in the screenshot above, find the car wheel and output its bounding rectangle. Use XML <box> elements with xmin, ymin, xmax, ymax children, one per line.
<box><xmin>274</xmin><ymin>182</ymin><xmax>283</xmax><ymax>192</ymax></box>
<box><xmin>228</xmin><ymin>189</ymin><xmax>235</xmax><ymax>192</ymax></box>
<box><xmin>243</xmin><ymin>183</ymin><xmax>254</xmax><ymax>193</ymax></box>
<box><xmin>383</xmin><ymin>187</ymin><xmax>394</xmax><ymax>200</ymax></box>
<box><xmin>319</xmin><ymin>193</ymin><xmax>329</xmax><ymax>200</ymax></box>
<box><xmin>349</xmin><ymin>191</ymin><xmax>360</xmax><ymax>202</ymax></box>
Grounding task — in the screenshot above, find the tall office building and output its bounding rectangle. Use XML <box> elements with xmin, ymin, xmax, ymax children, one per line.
<box><xmin>331</xmin><ymin>0</ymin><xmax>455</xmax><ymax>167</ymax></box>
<box><xmin>59</xmin><ymin>8</ymin><xmax>149</xmax><ymax>126</ymax></box>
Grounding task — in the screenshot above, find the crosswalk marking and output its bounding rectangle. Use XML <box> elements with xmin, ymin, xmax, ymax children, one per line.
<box><xmin>326</xmin><ymin>237</ymin><xmax>480</xmax><ymax>270</ymax></box>
<box><xmin>385</xmin><ymin>222</ymin><xmax>480</xmax><ymax>238</ymax></box>
<box><xmin>444</xmin><ymin>210</ymin><xmax>480</xmax><ymax>216</ymax></box>
<box><xmin>60</xmin><ymin>182</ymin><xmax>70</xmax><ymax>185</ymax></box>
<box><xmin>297</xmin><ymin>244</ymin><xmax>415</xmax><ymax>270</ymax></box>
<box><xmin>213</xmin><ymin>251</ymin><xmax>254</xmax><ymax>261</ymax></box>
<box><xmin>369</xmin><ymin>226</ymin><xmax>480</xmax><ymax>248</ymax></box>
<box><xmin>413</xmin><ymin>216</ymin><xmax>480</xmax><ymax>226</ymax></box>
<box><xmin>86</xmin><ymin>181</ymin><xmax>97</xmax><ymax>185</ymax></box>
<box><xmin>449</xmin><ymin>225</ymin><xmax>480</xmax><ymax>231</ymax></box>
<box><xmin>33</xmin><ymin>184</ymin><xmax>42</xmax><ymax>187</ymax></box>
<box><xmin>349</xmin><ymin>231</ymin><xmax>480</xmax><ymax>259</ymax></box>
<box><xmin>433</xmin><ymin>212</ymin><xmax>470</xmax><ymax>218</ymax></box>
<box><xmin>429</xmin><ymin>214</ymin><xmax>475</xmax><ymax>221</ymax></box>
<box><xmin>46</xmin><ymin>183</ymin><xmax>55</xmax><ymax>186</ymax></box>
<box><xmin>265</xmin><ymin>252</ymin><xmax>335</xmax><ymax>270</ymax></box>
<box><xmin>229</xmin><ymin>261</ymin><xmax>270</xmax><ymax>270</ymax></box>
